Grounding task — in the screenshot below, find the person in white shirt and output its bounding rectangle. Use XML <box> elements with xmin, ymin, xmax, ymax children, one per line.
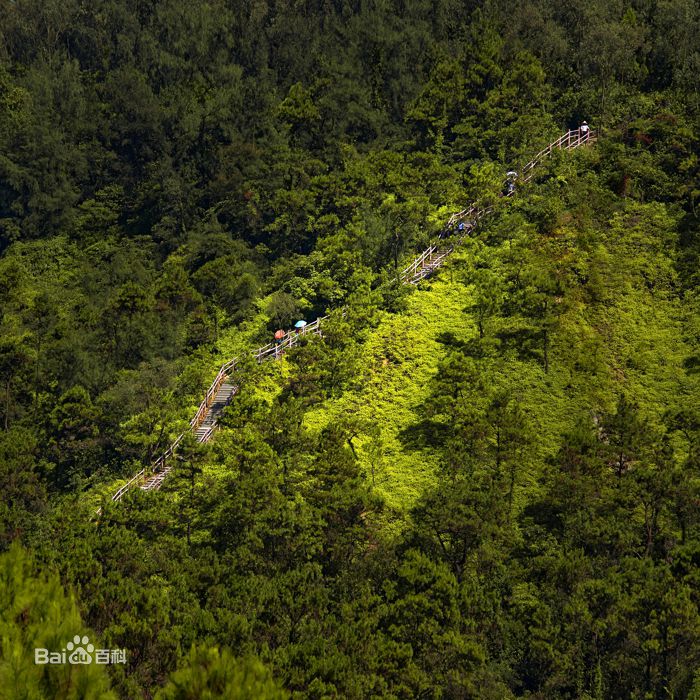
<box><xmin>580</xmin><ymin>121</ymin><xmax>590</xmax><ymax>141</ymax></box>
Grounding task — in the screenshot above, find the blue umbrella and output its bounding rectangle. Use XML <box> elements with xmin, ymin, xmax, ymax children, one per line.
<box><xmin>294</xmin><ymin>320</ymin><xmax>307</xmax><ymax>329</ymax></box>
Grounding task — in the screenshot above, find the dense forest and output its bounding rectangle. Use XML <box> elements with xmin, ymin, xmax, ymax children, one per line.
<box><xmin>1</xmin><ymin>0</ymin><xmax>700</xmax><ymax>697</ymax></box>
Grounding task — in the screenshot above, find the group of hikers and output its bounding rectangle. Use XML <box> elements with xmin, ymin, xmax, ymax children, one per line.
<box><xmin>272</xmin><ymin>320</ymin><xmax>310</xmax><ymax>351</ymax></box>
<box><xmin>274</xmin><ymin>320</ymin><xmax>307</xmax><ymax>342</ymax></box>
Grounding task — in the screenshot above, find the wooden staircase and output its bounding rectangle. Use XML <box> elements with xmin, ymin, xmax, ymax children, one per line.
<box><xmin>139</xmin><ymin>382</ymin><xmax>237</xmax><ymax>491</ymax></box>
<box><xmin>192</xmin><ymin>382</ymin><xmax>237</xmax><ymax>444</ymax></box>
<box><xmin>400</xmin><ymin>128</ymin><xmax>596</xmax><ymax>285</ymax></box>
<box><xmin>97</xmin><ymin>129</ymin><xmax>596</xmax><ymax>513</ymax></box>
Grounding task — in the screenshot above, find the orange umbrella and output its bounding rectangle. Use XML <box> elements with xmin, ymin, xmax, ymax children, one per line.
<box><xmin>274</xmin><ymin>330</ymin><xmax>285</xmax><ymax>339</ymax></box>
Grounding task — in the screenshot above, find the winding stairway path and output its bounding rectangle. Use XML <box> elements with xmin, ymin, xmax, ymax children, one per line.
<box><xmin>97</xmin><ymin>129</ymin><xmax>596</xmax><ymax>514</ymax></box>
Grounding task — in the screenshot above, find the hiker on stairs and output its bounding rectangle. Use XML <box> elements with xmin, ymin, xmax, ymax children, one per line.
<box><xmin>505</xmin><ymin>171</ymin><xmax>517</xmax><ymax>196</ymax></box>
<box><xmin>579</xmin><ymin>121</ymin><xmax>590</xmax><ymax>142</ymax></box>
<box><xmin>274</xmin><ymin>329</ymin><xmax>285</xmax><ymax>358</ymax></box>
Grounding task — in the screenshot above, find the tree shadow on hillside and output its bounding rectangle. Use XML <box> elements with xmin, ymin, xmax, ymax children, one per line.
<box><xmin>397</xmin><ymin>330</ymin><xmax>492</xmax><ymax>452</ymax></box>
<box><xmin>398</xmin><ymin>418</ymin><xmax>450</xmax><ymax>451</ymax></box>
<box><xmin>494</xmin><ymin>327</ymin><xmax>544</xmax><ymax>365</ymax></box>
<box><xmin>435</xmin><ymin>331</ymin><xmax>498</xmax><ymax>360</ymax></box>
